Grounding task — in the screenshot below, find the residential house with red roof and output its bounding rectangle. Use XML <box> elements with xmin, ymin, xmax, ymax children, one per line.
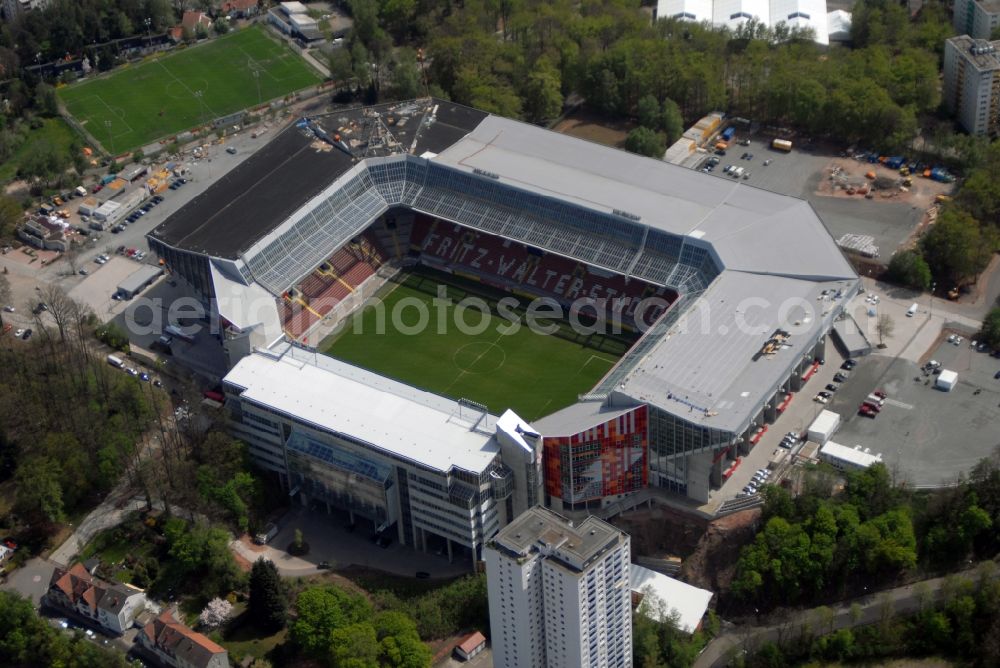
<box><xmin>45</xmin><ymin>563</ymin><xmax>147</xmax><ymax>635</ymax></box>
<box><xmin>137</xmin><ymin>609</ymin><xmax>229</xmax><ymax>668</ymax></box>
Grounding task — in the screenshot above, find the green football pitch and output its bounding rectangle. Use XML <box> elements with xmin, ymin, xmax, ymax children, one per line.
<box><xmin>323</xmin><ymin>269</ymin><xmax>635</xmax><ymax>421</ymax></box>
<box><xmin>57</xmin><ymin>26</ymin><xmax>321</xmax><ymax>154</ymax></box>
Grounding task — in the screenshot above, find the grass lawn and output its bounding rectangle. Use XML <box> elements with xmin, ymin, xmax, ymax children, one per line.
<box><xmin>0</xmin><ymin>117</ymin><xmax>78</xmax><ymax>182</ymax></box>
<box><xmin>211</xmin><ymin>610</ymin><xmax>287</xmax><ymax>664</ymax></box>
<box><xmin>57</xmin><ymin>25</ymin><xmax>321</xmax><ymax>153</ymax></box>
<box><xmin>323</xmin><ymin>268</ymin><xmax>633</xmax><ymax>421</ymax></box>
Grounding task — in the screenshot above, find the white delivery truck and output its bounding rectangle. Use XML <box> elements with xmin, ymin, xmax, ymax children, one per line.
<box><xmin>106</xmin><ymin>354</ymin><xmax>124</xmax><ymax>368</ymax></box>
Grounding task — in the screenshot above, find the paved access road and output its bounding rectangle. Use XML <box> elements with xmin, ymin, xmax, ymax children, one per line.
<box><xmin>694</xmin><ymin>565</ymin><xmax>998</xmax><ymax>667</ymax></box>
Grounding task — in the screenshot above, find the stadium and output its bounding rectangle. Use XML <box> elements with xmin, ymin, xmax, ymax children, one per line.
<box><xmin>148</xmin><ymin>98</ymin><xmax>858</xmax><ymax>564</ymax></box>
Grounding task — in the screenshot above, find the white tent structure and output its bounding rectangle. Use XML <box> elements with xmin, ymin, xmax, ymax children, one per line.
<box><xmin>656</xmin><ymin>0</ymin><xmax>831</xmax><ymax>45</ymax></box>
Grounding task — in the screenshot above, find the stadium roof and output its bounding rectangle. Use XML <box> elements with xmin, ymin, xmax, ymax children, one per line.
<box><xmin>223</xmin><ymin>343</ymin><xmax>510</xmax><ymax>474</ymax></box>
<box><xmin>150</xmin><ymin>100</ymin><xmax>487</xmax><ymax>259</ymax></box>
<box><xmin>613</xmin><ymin>272</ymin><xmax>855</xmax><ymax>433</ymax></box>
<box><xmin>433</xmin><ymin>115</ymin><xmax>855</xmax><ymax>282</ymax></box>
<box><xmin>629</xmin><ymin>564</ymin><xmax>714</xmax><ymax>634</ymax></box>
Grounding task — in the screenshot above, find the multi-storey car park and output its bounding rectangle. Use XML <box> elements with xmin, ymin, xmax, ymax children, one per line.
<box><xmin>148</xmin><ymin>98</ymin><xmax>858</xmax><ymax>563</ymax></box>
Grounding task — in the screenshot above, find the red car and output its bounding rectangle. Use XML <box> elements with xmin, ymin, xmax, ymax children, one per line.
<box><xmin>91</xmin><ymin>184</ymin><xmax>103</xmax><ymax>193</ymax></box>
<box><xmin>858</xmin><ymin>404</ymin><xmax>877</xmax><ymax>418</ymax></box>
<box><xmin>873</xmin><ymin>390</ymin><xmax>887</xmax><ymax>399</ymax></box>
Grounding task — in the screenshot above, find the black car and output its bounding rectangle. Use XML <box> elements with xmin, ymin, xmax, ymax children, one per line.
<box><xmin>317</xmin><ymin>561</ymin><xmax>331</xmax><ymax>570</ymax></box>
<box><xmin>21</xmin><ymin>328</ymin><xmax>32</xmax><ymax>340</ymax></box>
<box><xmin>415</xmin><ymin>571</ymin><xmax>430</xmax><ymax>579</ymax></box>
<box><xmin>825</xmin><ymin>384</ymin><xmax>838</xmax><ymax>393</ymax></box>
<box><xmin>841</xmin><ymin>359</ymin><xmax>857</xmax><ymax>370</ymax></box>
<box><xmin>833</xmin><ymin>372</ymin><xmax>849</xmax><ymax>383</ymax></box>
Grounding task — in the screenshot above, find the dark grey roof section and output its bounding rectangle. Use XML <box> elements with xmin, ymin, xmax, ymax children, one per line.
<box><xmin>149</xmin><ymin>99</ymin><xmax>487</xmax><ymax>260</ymax></box>
<box><xmin>149</xmin><ymin>125</ymin><xmax>353</xmax><ymax>259</ymax></box>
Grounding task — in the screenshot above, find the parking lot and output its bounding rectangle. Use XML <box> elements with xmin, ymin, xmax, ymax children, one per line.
<box><xmin>697</xmin><ymin>135</ymin><xmax>932</xmax><ymax>256</ymax></box>
<box><xmin>824</xmin><ymin>339</ymin><xmax>1000</xmax><ymax>487</ymax></box>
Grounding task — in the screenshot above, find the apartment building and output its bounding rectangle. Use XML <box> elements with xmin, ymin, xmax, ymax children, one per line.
<box><xmin>943</xmin><ymin>35</ymin><xmax>1000</xmax><ymax>135</ymax></box>
<box><xmin>954</xmin><ymin>0</ymin><xmax>1000</xmax><ymax>40</ymax></box>
<box><xmin>485</xmin><ymin>506</ymin><xmax>632</xmax><ymax>668</ymax></box>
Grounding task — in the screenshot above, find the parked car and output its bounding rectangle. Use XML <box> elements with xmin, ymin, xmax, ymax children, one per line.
<box><xmin>813</xmin><ymin>394</ymin><xmax>828</xmax><ymax>404</ymax></box>
<box><xmin>21</xmin><ymin>328</ymin><xmax>32</xmax><ymax>340</ymax></box>
<box><xmin>226</xmin><ymin>147</ymin><xmax>237</xmax><ymax>155</ymax></box>
<box><xmin>841</xmin><ymin>359</ymin><xmax>858</xmax><ymax>370</ymax></box>
<box><xmin>818</xmin><ymin>391</ymin><xmax>832</xmax><ymax>399</ymax></box>
<box><xmin>833</xmin><ymin>372</ymin><xmax>849</xmax><ymax>383</ymax></box>
<box><xmin>825</xmin><ymin>384</ymin><xmax>838</xmax><ymax>393</ymax></box>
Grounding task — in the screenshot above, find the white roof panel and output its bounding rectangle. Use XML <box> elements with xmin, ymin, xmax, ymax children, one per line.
<box><xmin>224</xmin><ymin>349</ymin><xmax>504</xmax><ymax>474</ymax></box>
<box><xmin>630</xmin><ymin>564</ymin><xmax>714</xmax><ymax>634</ymax></box>
<box><xmin>820</xmin><ymin>440</ymin><xmax>883</xmax><ymax>468</ymax></box>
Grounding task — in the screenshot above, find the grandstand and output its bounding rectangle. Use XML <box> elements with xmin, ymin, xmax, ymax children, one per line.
<box><xmin>149</xmin><ymin>98</ymin><xmax>858</xmax><ymax>515</ymax></box>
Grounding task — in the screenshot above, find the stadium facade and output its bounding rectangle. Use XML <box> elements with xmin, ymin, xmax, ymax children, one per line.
<box><xmin>149</xmin><ymin>99</ymin><xmax>858</xmax><ymax>549</ymax></box>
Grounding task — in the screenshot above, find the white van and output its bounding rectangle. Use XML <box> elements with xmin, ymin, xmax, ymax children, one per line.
<box><xmin>106</xmin><ymin>354</ymin><xmax>124</xmax><ymax>368</ymax></box>
<box><xmin>906</xmin><ymin>303</ymin><xmax>918</xmax><ymax>317</ymax></box>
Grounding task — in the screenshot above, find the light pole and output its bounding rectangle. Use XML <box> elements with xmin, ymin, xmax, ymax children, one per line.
<box><xmin>929</xmin><ymin>281</ymin><xmax>936</xmax><ymax>320</ymax></box>
<box><xmin>144</xmin><ymin>18</ymin><xmax>152</xmax><ymax>47</ymax></box>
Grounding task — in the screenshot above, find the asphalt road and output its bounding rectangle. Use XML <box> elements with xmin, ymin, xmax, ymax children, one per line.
<box><xmin>694</xmin><ymin>564</ymin><xmax>998</xmax><ymax>667</ymax></box>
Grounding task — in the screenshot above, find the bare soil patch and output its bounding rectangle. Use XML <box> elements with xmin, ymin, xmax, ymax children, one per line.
<box><xmin>552</xmin><ymin>110</ymin><xmax>634</xmax><ymax>149</ymax></box>
<box><xmin>611</xmin><ymin>504</ymin><xmax>761</xmax><ymax>594</ymax></box>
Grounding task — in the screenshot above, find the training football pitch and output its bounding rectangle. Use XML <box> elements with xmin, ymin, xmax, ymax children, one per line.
<box><xmin>58</xmin><ymin>26</ymin><xmax>321</xmax><ymax>153</ymax></box>
<box><xmin>323</xmin><ymin>269</ymin><xmax>634</xmax><ymax>421</ymax></box>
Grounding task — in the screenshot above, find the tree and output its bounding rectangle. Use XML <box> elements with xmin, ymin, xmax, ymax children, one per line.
<box><xmin>291</xmin><ymin>585</ymin><xmax>372</xmax><ymax>658</ymax></box>
<box><xmin>329</xmin><ymin>48</ymin><xmax>355</xmax><ymax>88</ymax></box>
<box><xmin>886</xmin><ymin>250</ymin><xmax>931</xmax><ymax>291</ymax></box>
<box><xmin>0</xmin><ymin>274</ymin><xmax>10</xmax><ymax>328</ymax></box>
<box><xmin>624</xmin><ymin>127</ymin><xmax>665</xmax><ymax>158</ymax></box>
<box><xmin>0</xmin><ymin>591</ymin><xmax>131</xmax><ymax>667</ymax></box>
<box><xmin>198</xmin><ymin>597</ymin><xmax>233</xmax><ymax>629</ymax></box>
<box><xmin>35</xmin><ymin>83</ymin><xmax>59</xmax><ymax>117</ymax></box>
<box><xmin>0</xmin><ymin>195</ymin><xmax>21</xmax><ymax>239</ymax></box>
<box><xmin>981</xmin><ymin>308</ymin><xmax>1000</xmax><ymax>350</ymax></box>
<box><xmin>389</xmin><ymin>49</ymin><xmax>422</xmax><ymax>101</ymax></box>
<box><xmin>661</xmin><ymin>98</ymin><xmax>684</xmax><ymax>145</ymax></box>
<box><xmin>876</xmin><ymin>313</ymin><xmax>894</xmax><ymax>347</ymax></box>
<box><xmin>13</xmin><ymin>457</ymin><xmax>65</xmax><ymax>526</ymax></box>
<box><xmin>249</xmin><ymin>558</ymin><xmax>287</xmax><ymax>632</ymax></box>
<box><xmin>523</xmin><ymin>58</ymin><xmax>563</xmax><ymax>123</ymax></box>
<box><xmin>637</xmin><ymin>94</ymin><xmax>661</xmax><ymax>130</ymax></box>
<box><xmin>921</xmin><ymin>209</ymin><xmax>999</xmax><ymax>285</ymax></box>
<box><xmin>18</xmin><ymin>139</ymin><xmax>67</xmax><ymax>185</ymax></box>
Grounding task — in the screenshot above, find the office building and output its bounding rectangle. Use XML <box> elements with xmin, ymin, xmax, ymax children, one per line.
<box><xmin>485</xmin><ymin>506</ymin><xmax>632</xmax><ymax>668</ymax></box>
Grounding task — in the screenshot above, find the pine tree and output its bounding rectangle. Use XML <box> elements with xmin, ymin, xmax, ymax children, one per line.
<box><xmin>248</xmin><ymin>558</ymin><xmax>287</xmax><ymax>631</ymax></box>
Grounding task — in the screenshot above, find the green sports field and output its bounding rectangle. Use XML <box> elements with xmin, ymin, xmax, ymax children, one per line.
<box><xmin>57</xmin><ymin>26</ymin><xmax>321</xmax><ymax>153</ymax></box>
<box><xmin>323</xmin><ymin>269</ymin><xmax>635</xmax><ymax>421</ymax></box>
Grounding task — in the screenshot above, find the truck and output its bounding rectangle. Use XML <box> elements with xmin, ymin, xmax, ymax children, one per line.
<box><xmin>720</xmin><ymin>126</ymin><xmax>736</xmax><ymax>142</ymax></box>
<box><xmin>106</xmin><ymin>354</ymin><xmax>124</xmax><ymax>368</ymax></box>
<box><xmin>884</xmin><ymin>156</ymin><xmax>906</xmax><ymax>169</ymax></box>
<box><xmin>75</xmin><ymin>186</ymin><xmax>88</xmax><ymax>198</ymax></box>
<box><xmin>930</xmin><ymin>167</ymin><xmax>955</xmax><ymax>183</ymax></box>
<box><xmin>771</xmin><ymin>138</ymin><xmax>792</xmax><ymax>152</ymax></box>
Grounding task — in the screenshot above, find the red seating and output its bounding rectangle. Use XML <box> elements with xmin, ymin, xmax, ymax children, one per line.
<box><xmin>409</xmin><ymin>215</ymin><xmax>675</xmax><ymax>327</ymax></box>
